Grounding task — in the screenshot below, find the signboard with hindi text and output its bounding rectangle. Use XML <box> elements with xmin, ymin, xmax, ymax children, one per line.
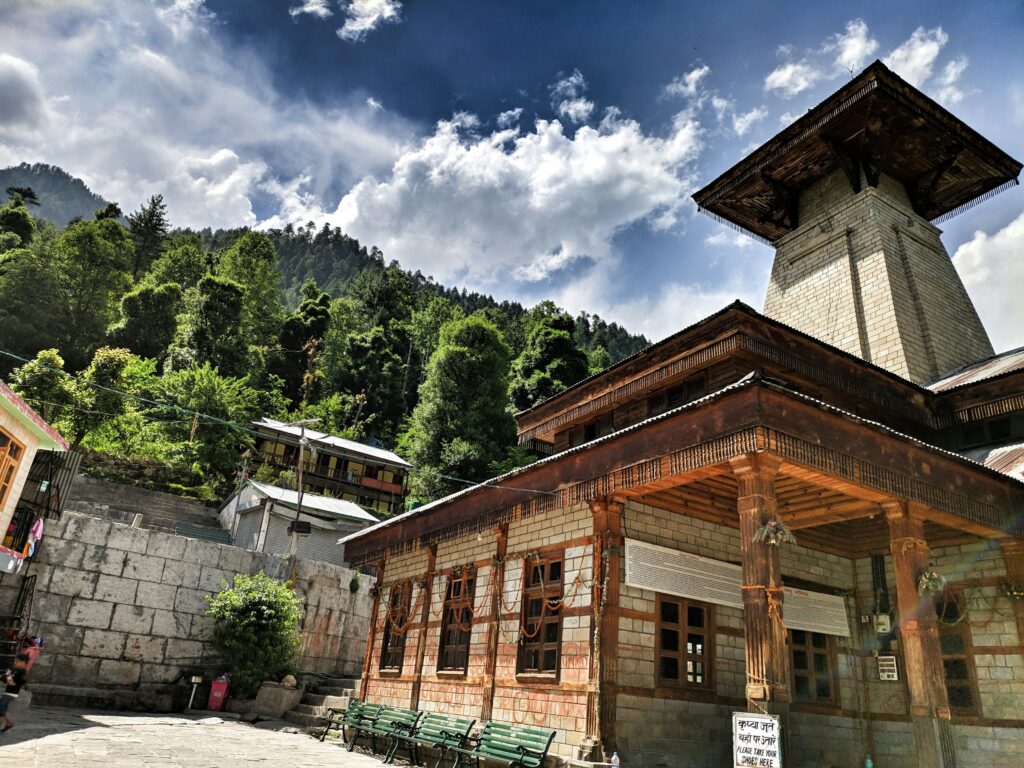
<box><xmin>624</xmin><ymin>538</ymin><xmax>850</xmax><ymax>636</ymax></box>
<box><xmin>733</xmin><ymin>712</ymin><xmax>781</xmax><ymax>768</ymax></box>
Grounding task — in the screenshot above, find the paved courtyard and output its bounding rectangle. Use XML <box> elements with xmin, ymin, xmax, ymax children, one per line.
<box><xmin>0</xmin><ymin>706</ymin><xmax>385</xmax><ymax>767</ymax></box>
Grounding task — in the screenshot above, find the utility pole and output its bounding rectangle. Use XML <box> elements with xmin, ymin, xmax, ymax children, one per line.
<box><xmin>286</xmin><ymin>417</ymin><xmax>320</xmax><ymax>583</ymax></box>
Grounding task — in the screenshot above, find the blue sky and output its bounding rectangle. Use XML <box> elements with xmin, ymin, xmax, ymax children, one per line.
<box><xmin>1</xmin><ymin>0</ymin><xmax>1022</xmax><ymax>350</ymax></box>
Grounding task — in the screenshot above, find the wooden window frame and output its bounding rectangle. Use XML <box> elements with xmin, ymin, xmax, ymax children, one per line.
<box><xmin>647</xmin><ymin>373</ymin><xmax>708</xmax><ymax>417</ymax></box>
<box><xmin>655</xmin><ymin>594</ymin><xmax>715</xmax><ymax>691</ymax></box>
<box><xmin>936</xmin><ymin>591</ymin><xmax>981</xmax><ymax>717</ymax></box>
<box><xmin>789</xmin><ymin>629</ymin><xmax>839</xmax><ymax>705</ymax></box>
<box><xmin>0</xmin><ymin>427</ymin><xmax>26</xmax><ymax>510</ymax></box>
<box><xmin>379</xmin><ymin>581</ymin><xmax>412</xmax><ymax>673</ymax></box>
<box><xmin>516</xmin><ymin>556</ymin><xmax>564</xmax><ymax>678</ymax></box>
<box><xmin>437</xmin><ymin>568</ymin><xmax>476</xmax><ymax>674</ymax></box>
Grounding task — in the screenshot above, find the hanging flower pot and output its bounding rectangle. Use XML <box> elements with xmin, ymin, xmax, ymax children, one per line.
<box><xmin>917</xmin><ymin>569</ymin><xmax>946</xmax><ymax>596</ymax></box>
<box><xmin>349</xmin><ymin>571</ymin><xmax>361</xmax><ymax>593</ymax></box>
<box><xmin>752</xmin><ymin>518</ymin><xmax>797</xmax><ymax>547</ymax></box>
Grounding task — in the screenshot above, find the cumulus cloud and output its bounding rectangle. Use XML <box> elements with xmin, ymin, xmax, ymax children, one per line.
<box><xmin>550</xmin><ymin>69</ymin><xmax>594</xmax><ymax>124</ymax></box>
<box><xmin>825</xmin><ymin>19</ymin><xmax>878</xmax><ymax>74</ymax></box>
<box><xmin>496</xmin><ymin>107</ymin><xmax>523</xmax><ymax>129</ymax></box>
<box><xmin>764</xmin><ymin>60</ymin><xmax>823</xmax><ymax>98</ymax></box>
<box><xmin>706</xmin><ymin>231</ymin><xmax>754</xmax><ymax>250</ymax></box>
<box><xmin>884</xmin><ymin>26</ymin><xmax>948</xmax><ymax>87</ymax></box>
<box><xmin>953</xmin><ymin>212</ymin><xmax>1024</xmax><ymax>353</ymax></box>
<box><xmin>282</xmin><ymin>94</ymin><xmax>703</xmax><ymax>288</ymax></box>
<box><xmin>290</xmin><ymin>0</ymin><xmax>333</xmax><ymax>19</ymax></box>
<box><xmin>933</xmin><ymin>56</ymin><xmax>970</xmax><ymax>105</ymax></box>
<box><xmin>0</xmin><ymin>1</ymin><xmax>411</xmax><ymax>229</ymax></box>
<box><xmin>662</xmin><ymin>64</ymin><xmax>711</xmax><ymax>100</ymax></box>
<box><xmin>732</xmin><ymin>106</ymin><xmax>767</xmax><ymax>137</ymax></box>
<box><xmin>0</xmin><ymin>53</ymin><xmax>47</xmax><ymax>130</ymax></box>
<box><xmin>366</xmin><ymin>96</ymin><xmax>383</xmax><ymax>111</ymax></box>
<box><xmin>338</xmin><ymin>0</ymin><xmax>402</xmax><ymax>43</ymax></box>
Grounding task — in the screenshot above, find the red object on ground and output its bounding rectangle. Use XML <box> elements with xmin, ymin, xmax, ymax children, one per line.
<box><xmin>208</xmin><ymin>680</ymin><xmax>229</xmax><ymax>711</ymax></box>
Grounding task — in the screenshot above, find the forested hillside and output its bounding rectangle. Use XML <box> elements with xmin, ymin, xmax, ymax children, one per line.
<box><xmin>0</xmin><ymin>174</ymin><xmax>648</xmax><ymax>509</ymax></box>
<box><xmin>0</xmin><ymin>163</ymin><xmax>112</xmax><ymax>226</ymax></box>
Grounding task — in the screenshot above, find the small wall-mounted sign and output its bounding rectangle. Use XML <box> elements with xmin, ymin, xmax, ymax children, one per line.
<box><xmin>733</xmin><ymin>711</ymin><xmax>781</xmax><ymax>767</ymax></box>
<box><xmin>878</xmin><ymin>655</ymin><xmax>899</xmax><ymax>681</ymax></box>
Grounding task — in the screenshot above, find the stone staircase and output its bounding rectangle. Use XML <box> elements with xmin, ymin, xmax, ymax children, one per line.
<box><xmin>284</xmin><ymin>677</ymin><xmax>359</xmax><ymax>729</ymax></box>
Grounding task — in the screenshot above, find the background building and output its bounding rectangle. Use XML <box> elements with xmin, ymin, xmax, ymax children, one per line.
<box><xmin>249</xmin><ymin>417</ymin><xmax>410</xmax><ymax>518</ymax></box>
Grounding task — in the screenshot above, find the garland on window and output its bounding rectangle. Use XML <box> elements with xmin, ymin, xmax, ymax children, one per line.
<box><xmin>752</xmin><ymin>517</ymin><xmax>797</xmax><ymax>547</ymax></box>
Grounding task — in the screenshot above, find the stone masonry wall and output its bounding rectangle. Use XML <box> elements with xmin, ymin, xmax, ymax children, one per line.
<box><xmin>0</xmin><ymin>511</ymin><xmax>372</xmax><ymax>711</ymax></box>
<box><xmin>765</xmin><ymin>169</ymin><xmax>993</xmax><ymax>384</ymax></box>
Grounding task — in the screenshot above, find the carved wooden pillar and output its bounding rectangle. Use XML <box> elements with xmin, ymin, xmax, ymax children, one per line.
<box><xmin>884</xmin><ymin>501</ymin><xmax>956</xmax><ymax>768</ymax></box>
<box><xmin>730</xmin><ymin>453</ymin><xmax>790</xmax><ymax>707</ymax></box>
<box><xmin>481</xmin><ymin>525</ymin><xmax>508</xmax><ymax>722</ymax></box>
<box><xmin>410</xmin><ymin>544</ymin><xmax>437</xmax><ymax>711</ymax></box>
<box><xmin>589</xmin><ymin>498</ymin><xmax>623</xmax><ymax>755</ymax></box>
<box><xmin>999</xmin><ymin>538</ymin><xmax>1024</xmax><ymax>642</ymax></box>
<box><xmin>360</xmin><ymin>556</ymin><xmax>386</xmax><ymax>701</ymax></box>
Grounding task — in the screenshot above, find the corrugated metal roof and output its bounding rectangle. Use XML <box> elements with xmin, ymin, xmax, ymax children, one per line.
<box><xmin>247</xmin><ymin>480</ymin><xmax>379</xmax><ymax>523</ymax></box>
<box><xmin>253</xmin><ymin>417</ymin><xmax>411</xmax><ymax>468</ymax></box>
<box><xmin>962</xmin><ymin>442</ymin><xmax>1024</xmax><ymax>481</ymax></box>
<box><xmin>927</xmin><ymin>347</ymin><xmax>1024</xmax><ymax>392</ymax></box>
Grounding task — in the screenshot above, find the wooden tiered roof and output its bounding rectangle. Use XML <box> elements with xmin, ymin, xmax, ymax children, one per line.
<box><xmin>692</xmin><ymin>60</ymin><xmax>1022</xmax><ymax>243</ymax></box>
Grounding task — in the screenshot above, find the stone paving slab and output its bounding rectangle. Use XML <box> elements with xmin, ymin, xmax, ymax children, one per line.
<box><xmin>0</xmin><ymin>706</ymin><xmax>386</xmax><ymax>768</ymax></box>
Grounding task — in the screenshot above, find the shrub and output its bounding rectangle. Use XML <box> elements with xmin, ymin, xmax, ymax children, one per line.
<box><xmin>205</xmin><ymin>572</ymin><xmax>301</xmax><ymax>698</ymax></box>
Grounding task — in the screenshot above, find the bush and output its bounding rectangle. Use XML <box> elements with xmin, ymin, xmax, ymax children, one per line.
<box><xmin>205</xmin><ymin>572</ymin><xmax>301</xmax><ymax>698</ymax></box>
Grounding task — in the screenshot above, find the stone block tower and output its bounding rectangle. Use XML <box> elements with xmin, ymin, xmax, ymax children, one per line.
<box><xmin>694</xmin><ymin>61</ymin><xmax>1021</xmax><ymax>384</ymax></box>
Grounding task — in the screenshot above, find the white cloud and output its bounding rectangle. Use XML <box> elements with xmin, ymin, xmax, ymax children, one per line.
<box><xmin>732</xmin><ymin>106</ymin><xmax>767</xmax><ymax>137</ymax></box>
<box><xmin>953</xmin><ymin>212</ymin><xmax>1024</xmax><ymax>353</ymax></box>
<box><xmin>290</xmin><ymin>0</ymin><xmax>333</xmax><ymax>19</ymax></box>
<box><xmin>883</xmin><ymin>26</ymin><xmax>948</xmax><ymax>87</ymax></box>
<box><xmin>764</xmin><ymin>60</ymin><xmax>823</xmax><ymax>98</ymax></box>
<box><xmin>705</xmin><ymin>231</ymin><xmax>753</xmax><ymax>250</ymax></box>
<box><xmin>496</xmin><ymin>107</ymin><xmax>523</xmax><ymax>129</ymax></box>
<box><xmin>338</xmin><ymin>0</ymin><xmax>402</xmax><ymax>43</ymax></box>
<box><xmin>0</xmin><ymin>53</ymin><xmax>47</xmax><ymax>130</ymax></box>
<box><xmin>550</xmin><ymin>69</ymin><xmax>594</xmax><ymax>124</ymax></box>
<box><xmin>663</xmin><ymin>64</ymin><xmax>711</xmax><ymax>100</ymax></box>
<box><xmin>366</xmin><ymin>96</ymin><xmax>383</xmax><ymax>111</ymax></box>
<box><xmin>825</xmin><ymin>19</ymin><xmax>878</xmax><ymax>74</ymax></box>
<box><xmin>0</xmin><ymin>1</ymin><xmax>412</xmax><ymax>229</ymax></box>
<box><xmin>289</xmin><ymin>101</ymin><xmax>704</xmax><ymax>288</ymax></box>
<box><xmin>933</xmin><ymin>56</ymin><xmax>969</xmax><ymax>105</ymax></box>
<box><xmin>710</xmin><ymin>96</ymin><xmax>731</xmax><ymax>124</ymax></box>
<box><xmin>779</xmin><ymin>111</ymin><xmax>800</xmax><ymax>127</ymax></box>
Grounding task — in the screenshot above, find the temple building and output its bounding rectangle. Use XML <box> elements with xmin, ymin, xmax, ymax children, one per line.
<box><xmin>340</xmin><ymin>62</ymin><xmax>1024</xmax><ymax>768</ymax></box>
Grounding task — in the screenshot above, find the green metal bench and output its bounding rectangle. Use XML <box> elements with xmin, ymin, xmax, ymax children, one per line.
<box><xmin>319</xmin><ymin>700</ymin><xmax>381</xmax><ymax>743</ymax></box>
<box><xmin>348</xmin><ymin>704</ymin><xmax>423</xmax><ymax>755</ymax></box>
<box><xmin>386</xmin><ymin>711</ymin><xmax>477</xmax><ymax>767</ymax></box>
<box><xmin>447</xmin><ymin>721</ymin><xmax>557</xmax><ymax>768</ymax></box>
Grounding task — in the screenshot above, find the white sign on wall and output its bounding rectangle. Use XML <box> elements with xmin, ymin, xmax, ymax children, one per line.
<box><xmin>733</xmin><ymin>712</ymin><xmax>781</xmax><ymax>767</ymax></box>
<box><xmin>624</xmin><ymin>538</ymin><xmax>850</xmax><ymax>637</ymax></box>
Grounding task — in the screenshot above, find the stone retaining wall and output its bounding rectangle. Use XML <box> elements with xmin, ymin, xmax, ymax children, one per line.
<box><xmin>0</xmin><ymin>511</ymin><xmax>373</xmax><ymax>711</ymax></box>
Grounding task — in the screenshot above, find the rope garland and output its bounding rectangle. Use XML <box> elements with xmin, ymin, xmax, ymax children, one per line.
<box><xmin>741</xmin><ymin>584</ymin><xmax>787</xmax><ymax>636</ymax></box>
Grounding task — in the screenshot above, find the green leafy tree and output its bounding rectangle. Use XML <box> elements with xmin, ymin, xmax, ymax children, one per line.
<box><xmin>166</xmin><ymin>276</ymin><xmax>246</xmax><ymax>376</ymax></box>
<box><xmin>108</xmin><ymin>283</ymin><xmax>183</xmax><ymax>362</ymax></box>
<box><xmin>508</xmin><ymin>313</ymin><xmax>589</xmax><ymax>412</ymax></box>
<box><xmin>127</xmin><ymin>194</ymin><xmax>169</xmax><ymax>278</ymax></box>
<box><xmin>143</xmin><ymin>242</ymin><xmax>207</xmax><ymax>290</ymax></box>
<box><xmin>0</xmin><ymin>248</ymin><xmax>64</xmax><ymax>373</ymax></box>
<box><xmin>218</xmin><ymin>231</ymin><xmax>284</xmax><ymax>349</ymax></box>
<box><xmin>275</xmin><ymin>280</ymin><xmax>332</xmax><ymax>405</ymax></box>
<box><xmin>205</xmin><ymin>573</ymin><xmax>301</xmax><ymax>698</ymax></box>
<box><xmin>5</xmin><ymin>186</ymin><xmax>39</xmax><ymax>206</ymax></box>
<box><xmin>409</xmin><ymin>296</ymin><xmax>464</xmax><ymax>379</ymax></box>
<box><xmin>8</xmin><ymin>348</ymin><xmax>75</xmax><ymax>426</ymax></box>
<box><xmin>94</xmin><ymin>202</ymin><xmax>123</xmax><ymax>221</ymax></box>
<box><xmin>0</xmin><ymin>197</ymin><xmax>35</xmax><ymax>246</ymax></box>
<box><xmin>587</xmin><ymin>345</ymin><xmax>613</xmax><ymax>375</ymax></box>
<box><xmin>53</xmin><ymin>217</ymin><xmax>134</xmax><ymax>369</ymax></box>
<box><xmin>155</xmin><ymin>362</ymin><xmax>259</xmax><ymax>479</ymax></box>
<box><xmin>71</xmin><ymin>347</ymin><xmax>136</xmax><ymax>445</ymax></box>
<box><xmin>402</xmin><ymin>315</ymin><xmax>515</xmax><ymax>501</ymax></box>
<box><xmin>348</xmin><ymin>263</ymin><xmax>416</xmax><ymax>330</ymax></box>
